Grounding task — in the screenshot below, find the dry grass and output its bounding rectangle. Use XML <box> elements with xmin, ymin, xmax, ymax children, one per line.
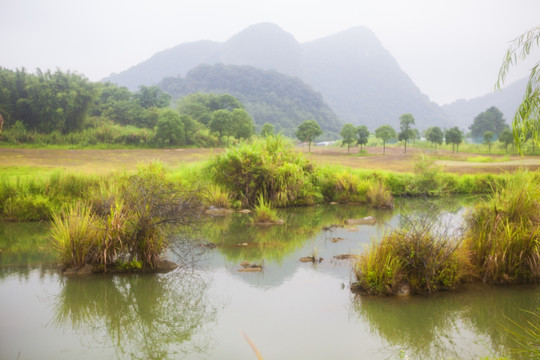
<box><xmin>1</xmin><ymin>145</ymin><xmax>539</xmax><ymax>176</ymax></box>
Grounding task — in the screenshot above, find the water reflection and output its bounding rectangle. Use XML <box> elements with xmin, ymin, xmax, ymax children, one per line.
<box><xmin>352</xmin><ymin>284</ymin><xmax>540</xmax><ymax>359</ymax></box>
<box><xmin>199</xmin><ymin>205</ymin><xmax>394</xmax><ymax>264</ymax></box>
<box><xmin>51</xmin><ymin>270</ymin><xmax>216</xmax><ymax>360</ymax></box>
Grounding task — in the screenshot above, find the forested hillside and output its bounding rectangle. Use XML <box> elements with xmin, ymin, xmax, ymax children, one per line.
<box><xmin>158</xmin><ymin>64</ymin><xmax>342</xmax><ymax>137</ymax></box>
<box><xmin>104</xmin><ymin>23</ymin><xmax>450</xmax><ymax>130</ymax></box>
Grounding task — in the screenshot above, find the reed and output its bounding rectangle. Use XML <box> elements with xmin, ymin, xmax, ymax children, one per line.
<box><xmin>252</xmin><ymin>194</ymin><xmax>280</xmax><ymax>224</ymax></box>
<box><xmin>463</xmin><ymin>171</ymin><xmax>540</xmax><ymax>283</ymax></box>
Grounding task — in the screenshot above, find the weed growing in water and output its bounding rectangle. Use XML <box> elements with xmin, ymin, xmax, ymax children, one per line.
<box><xmin>463</xmin><ymin>171</ymin><xmax>540</xmax><ymax>283</ymax></box>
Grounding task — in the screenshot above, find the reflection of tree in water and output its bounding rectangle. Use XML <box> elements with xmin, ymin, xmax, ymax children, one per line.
<box><xmin>52</xmin><ymin>270</ymin><xmax>216</xmax><ymax>360</ymax></box>
<box><xmin>352</xmin><ymin>284</ymin><xmax>540</xmax><ymax>359</ymax></box>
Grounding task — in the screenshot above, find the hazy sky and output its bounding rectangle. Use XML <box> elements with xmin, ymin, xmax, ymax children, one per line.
<box><xmin>1</xmin><ymin>0</ymin><xmax>539</xmax><ymax>105</ymax></box>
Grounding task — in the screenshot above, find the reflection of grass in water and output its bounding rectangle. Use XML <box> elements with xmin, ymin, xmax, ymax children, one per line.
<box><xmin>0</xmin><ymin>222</ymin><xmax>55</xmax><ymax>266</ymax></box>
<box><xmin>52</xmin><ymin>271</ymin><xmax>216</xmax><ymax>359</ymax></box>
<box><xmin>200</xmin><ymin>205</ymin><xmax>394</xmax><ymax>263</ymax></box>
<box><xmin>353</xmin><ymin>284</ymin><xmax>540</xmax><ymax>359</ymax></box>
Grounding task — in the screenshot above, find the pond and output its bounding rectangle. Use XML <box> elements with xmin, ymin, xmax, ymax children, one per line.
<box><xmin>0</xmin><ymin>198</ymin><xmax>538</xmax><ymax>360</ymax></box>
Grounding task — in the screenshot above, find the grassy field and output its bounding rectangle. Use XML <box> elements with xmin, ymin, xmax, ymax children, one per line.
<box><xmin>1</xmin><ymin>145</ymin><xmax>539</xmax><ymax>176</ymax></box>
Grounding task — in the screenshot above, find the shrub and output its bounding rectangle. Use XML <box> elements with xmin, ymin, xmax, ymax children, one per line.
<box><xmin>355</xmin><ymin>211</ymin><xmax>472</xmax><ymax>295</ymax></box>
<box><xmin>210</xmin><ymin>135</ymin><xmax>316</xmax><ymax>207</ymax></box>
<box><xmin>463</xmin><ymin>172</ymin><xmax>540</xmax><ymax>283</ymax></box>
<box><xmin>366</xmin><ymin>181</ymin><xmax>394</xmax><ymax>209</ymax></box>
<box><xmin>4</xmin><ymin>194</ymin><xmax>55</xmax><ymax>221</ymax></box>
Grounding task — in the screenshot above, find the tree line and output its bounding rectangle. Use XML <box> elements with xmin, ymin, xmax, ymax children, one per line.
<box><xmin>0</xmin><ymin>68</ymin><xmax>254</xmax><ymax>147</ymax></box>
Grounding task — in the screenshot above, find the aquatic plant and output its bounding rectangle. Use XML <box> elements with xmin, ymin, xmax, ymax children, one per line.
<box><xmin>50</xmin><ymin>203</ymin><xmax>99</xmax><ymax>268</ymax></box>
<box><xmin>355</xmin><ymin>211</ymin><xmax>472</xmax><ymax>295</ymax></box>
<box><xmin>252</xmin><ymin>194</ymin><xmax>280</xmax><ymax>224</ymax></box>
<box><xmin>463</xmin><ymin>171</ymin><xmax>540</xmax><ymax>283</ymax></box>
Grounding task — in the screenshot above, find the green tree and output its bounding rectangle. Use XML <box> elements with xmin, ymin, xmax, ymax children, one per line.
<box><xmin>295</xmin><ymin>120</ymin><xmax>323</xmax><ymax>152</ymax></box>
<box><xmin>260</xmin><ymin>123</ymin><xmax>274</xmax><ymax>137</ymax></box>
<box><xmin>445</xmin><ymin>127</ymin><xmax>463</xmax><ymax>152</ymax></box>
<box><xmin>469</xmin><ymin>106</ymin><xmax>508</xmax><ymax>138</ymax></box>
<box><xmin>210</xmin><ymin>109</ymin><xmax>232</xmax><ymax>145</ymax></box>
<box><xmin>398</xmin><ymin>113</ymin><xmax>415</xmax><ymax>153</ymax></box>
<box><xmin>356</xmin><ymin>125</ymin><xmax>370</xmax><ymax>151</ymax></box>
<box><xmin>231</xmin><ymin>108</ymin><xmax>254</xmax><ymax>140</ymax></box>
<box><xmin>497</xmin><ymin>26</ymin><xmax>540</xmax><ymax>152</ymax></box>
<box><xmin>135</xmin><ymin>86</ymin><xmax>171</xmax><ymax>109</ymax></box>
<box><xmin>375</xmin><ymin>125</ymin><xmax>396</xmax><ymax>155</ymax></box>
<box><xmin>498</xmin><ymin>128</ymin><xmax>514</xmax><ymax>153</ymax></box>
<box><xmin>340</xmin><ymin>123</ymin><xmax>357</xmax><ymax>153</ymax></box>
<box><xmin>425</xmin><ymin>126</ymin><xmax>444</xmax><ymax>151</ymax></box>
<box><xmin>177</xmin><ymin>93</ymin><xmax>243</xmax><ymax>126</ymax></box>
<box><xmin>483</xmin><ymin>130</ymin><xmax>495</xmax><ymax>153</ymax></box>
<box><xmin>155</xmin><ymin>109</ymin><xmax>184</xmax><ymax>147</ymax></box>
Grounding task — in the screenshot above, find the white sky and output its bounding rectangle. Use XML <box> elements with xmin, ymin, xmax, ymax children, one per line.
<box><xmin>1</xmin><ymin>0</ymin><xmax>539</xmax><ymax>105</ymax></box>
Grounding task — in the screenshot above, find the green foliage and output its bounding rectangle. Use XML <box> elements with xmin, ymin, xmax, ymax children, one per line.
<box><xmin>497</xmin><ymin>26</ymin><xmax>540</xmax><ymax>152</ymax></box>
<box><xmin>51</xmin><ymin>203</ymin><xmax>99</xmax><ymax>268</ymax></box>
<box><xmin>203</xmin><ymin>184</ymin><xmax>233</xmax><ymax>209</ymax></box>
<box><xmin>296</xmin><ymin>119</ymin><xmax>323</xmax><ymax>152</ymax></box>
<box><xmin>498</xmin><ymin>128</ymin><xmax>514</xmax><ymax>152</ymax></box>
<box><xmin>50</xmin><ymin>163</ymin><xmax>204</xmax><ymax>271</ymax></box>
<box><xmin>463</xmin><ymin>172</ymin><xmax>540</xmax><ymax>283</ymax></box>
<box><xmin>209</xmin><ymin>135</ymin><xmax>318</xmax><ymax>207</ymax></box>
<box><xmin>355</xmin><ymin>213</ymin><xmax>472</xmax><ymax>295</ymax></box>
<box><xmin>445</xmin><ymin>127</ymin><xmax>463</xmax><ymax>152</ymax></box>
<box><xmin>398</xmin><ymin>113</ymin><xmax>415</xmax><ymax>153</ymax></box>
<box><xmin>252</xmin><ymin>194</ymin><xmax>280</xmax><ymax>224</ymax></box>
<box><xmin>260</xmin><ymin>123</ymin><xmax>274</xmax><ymax>137</ymax></box>
<box><xmin>356</xmin><ymin>125</ymin><xmax>370</xmax><ymax>150</ymax></box>
<box><xmin>340</xmin><ymin>123</ymin><xmax>357</xmax><ymax>153</ymax></box>
<box><xmin>155</xmin><ymin>108</ymin><xmax>185</xmax><ymax>147</ymax></box>
<box><xmin>317</xmin><ymin>167</ymin><xmax>370</xmax><ymax>203</ymax></box>
<box><xmin>470</xmin><ymin>106</ymin><xmax>508</xmax><ymax>138</ymax></box>
<box><xmin>375</xmin><ymin>125</ymin><xmax>397</xmax><ymax>154</ymax></box>
<box><xmin>425</xmin><ymin>126</ymin><xmax>444</xmax><ymax>149</ymax></box>
<box><xmin>160</xmin><ymin>64</ymin><xmax>343</xmax><ymax>138</ymax></box>
<box><xmin>366</xmin><ymin>181</ymin><xmax>394</xmax><ymax>209</ymax></box>
<box><xmin>484</xmin><ymin>130</ymin><xmax>495</xmax><ymax>153</ymax></box>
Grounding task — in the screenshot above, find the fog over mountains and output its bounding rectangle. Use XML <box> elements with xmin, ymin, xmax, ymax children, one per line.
<box><xmin>105</xmin><ymin>22</ymin><xmax>523</xmax><ymax>132</ymax></box>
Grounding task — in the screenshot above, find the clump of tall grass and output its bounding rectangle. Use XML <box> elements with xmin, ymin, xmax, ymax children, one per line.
<box><xmin>354</xmin><ymin>213</ymin><xmax>472</xmax><ymax>295</ymax></box>
<box><xmin>318</xmin><ymin>167</ymin><xmax>370</xmax><ymax>203</ymax></box>
<box><xmin>50</xmin><ymin>162</ymin><xmax>204</xmax><ymax>271</ymax></box>
<box><xmin>204</xmin><ymin>184</ymin><xmax>233</xmax><ymax>209</ymax></box>
<box><xmin>209</xmin><ymin>135</ymin><xmax>317</xmax><ymax>207</ymax></box>
<box><xmin>51</xmin><ymin>203</ymin><xmax>99</xmax><ymax>268</ymax></box>
<box><xmin>463</xmin><ymin>172</ymin><xmax>540</xmax><ymax>283</ymax></box>
<box><xmin>366</xmin><ymin>181</ymin><xmax>394</xmax><ymax>209</ymax></box>
<box><xmin>252</xmin><ymin>195</ymin><xmax>281</xmax><ymax>224</ymax></box>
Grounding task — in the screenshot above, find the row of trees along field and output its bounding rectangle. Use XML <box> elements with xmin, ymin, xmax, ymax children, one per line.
<box><xmin>0</xmin><ymin>68</ymin><xmax>255</xmax><ymax>147</ymax></box>
<box><xmin>335</xmin><ymin>113</ymin><xmax>464</xmax><ymax>154</ymax></box>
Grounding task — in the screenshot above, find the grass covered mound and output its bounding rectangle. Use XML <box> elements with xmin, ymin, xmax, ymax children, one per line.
<box><xmin>51</xmin><ymin>162</ymin><xmax>204</xmax><ymax>272</ymax></box>
<box><xmin>354</xmin><ymin>171</ymin><xmax>540</xmax><ymax>295</ymax></box>
<box><xmin>353</xmin><ymin>213</ymin><xmax>472</xmax><ymax>296</ymax></box>
<box><xmin>209</xmin><ymin>135</ymin><xmax>320</xmax><ymax>207</ymax></box>
<box><xmin>463</xmin><ymin>172</ymin><xmax>540</xmax><ymax>283</ymax></box>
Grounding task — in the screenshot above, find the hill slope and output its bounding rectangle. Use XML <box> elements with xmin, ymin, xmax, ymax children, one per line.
<box><xmin>441</xmin><ymin>77</ymin><xmax>527</xmax><ymax>131</ymax></box>
<box><xmin>158</xmin><ymin>64</ymin><xmax>343</xmax><ymax>138</ymax></box>
<box><xmin>104</xmin><ymin>23</ymin><xmax>449</xmax><ymax>130</ymax></box>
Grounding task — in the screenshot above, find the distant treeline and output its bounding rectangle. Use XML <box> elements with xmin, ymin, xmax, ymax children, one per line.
<box><xmin>0</xmin><ymin>68</ymin><xmax>255</xmax><ymax>147</ymax></box>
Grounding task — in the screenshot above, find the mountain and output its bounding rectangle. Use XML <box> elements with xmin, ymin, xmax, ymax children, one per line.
<box><xmin>441</xmin><ymin>78</ymin><xmax>527</xmax><ymax>131</ymax></box>
<box><xmin>104</xmin><ymin>23</ymin><xmax>450</xmax><ymax>130</ymax></box>
<box><xmin>158</xmin><ymin>64</ymin><xmax>343</xmax><ymax>138</ymax></box>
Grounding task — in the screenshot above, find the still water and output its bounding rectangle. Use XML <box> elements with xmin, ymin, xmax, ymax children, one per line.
<box><xmin>1</xmin><ymin>199</ymin><xmax>538</xmax><ymax>360</ymax></box>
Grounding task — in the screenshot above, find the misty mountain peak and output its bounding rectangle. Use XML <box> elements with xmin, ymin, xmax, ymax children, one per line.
<box><xmin>220</xmin><ymin>22</ymin><xmax>302</xmax><ymax>76</ymax></box>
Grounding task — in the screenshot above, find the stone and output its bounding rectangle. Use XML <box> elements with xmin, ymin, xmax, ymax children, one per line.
<box><xmin>238</xmin><ymin>267</ymin><xmax>263</xmax><ymax>272</ymax></box>
<box><xmin>77</xmin><ymin>264</ymin><xmax>95</xmax><ymax>275</ymax></box>
<box><xmin>345</xmin><ymin>216</ymin><xmax>376</xmax><ymax>226</ymax></box>
<box><xmin>154</xmin><ymin>260</ymin><xmax>178</xmax><ymax>273</ymax></box>
<box><xmin>333</xmin><ymin>254</ymin><xmax>359</xmax><ymax>260</ymax></box>
<box><xmin>331</xmin><ymin>237</ymin><xmax>345</xmax><ymax>243</ymax></box>
<box><xmin>205</xmin><ymin>208</ymin><xmax>234</xmax><ymax>216</ymax></box>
